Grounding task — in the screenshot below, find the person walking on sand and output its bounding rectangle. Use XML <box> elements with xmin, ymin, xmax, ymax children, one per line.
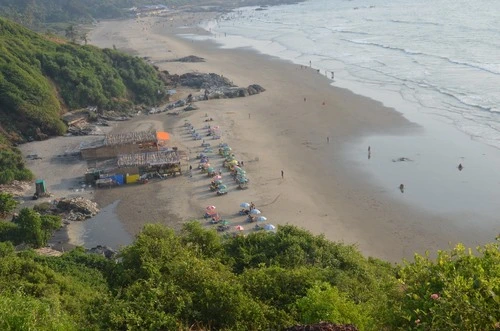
<box><xmin>327</xmin><ymin>136</ymin><xmax>330</xmax><ymax>143</ymax></box>
<box><xmin>281</xmin><ymin>170</ymin><xmax>284</xmax><ymax>179</ymax></box>
<box><xmin>458</xmin><ymin>163</ymin><xmax>463</xmax><ymax>171</ymax></box>
<box><xmin>399</xmin><ymin>184</ymin><xmax>404</xmax><ymax>193</ymax></box>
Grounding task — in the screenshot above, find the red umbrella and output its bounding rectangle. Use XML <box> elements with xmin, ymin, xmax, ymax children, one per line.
<box><xmin>235</xmin><ymin>225</ymin><xmax>244</xmax><ymax>231</ymax></box>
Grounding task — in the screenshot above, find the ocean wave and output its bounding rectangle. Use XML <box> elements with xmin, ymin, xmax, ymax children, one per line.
<box><xmin>417</xmin><ymin>80</ymin><xmax>495</xmax><ymax>114</ymax></box>
<box><xmin>341</xmin><ymin>39</ymin><xmax>500</xmax><ymax>75</ymax></box>
<box><xmin>389</xmin><ymin>19</ymin><xmax>442</xmax><ymax>26</ymax></box>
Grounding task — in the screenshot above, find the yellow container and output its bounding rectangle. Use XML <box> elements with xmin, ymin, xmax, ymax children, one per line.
<box><xmin>126</xmin><ymin>174</ymin><xmax>140</xmax><ymax>184</ymax></box>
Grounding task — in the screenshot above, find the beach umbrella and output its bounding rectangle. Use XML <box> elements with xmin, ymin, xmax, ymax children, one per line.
<box><xmin>207</xmin><ymin>167</ymin><xmax>215</xmax><ymax>172</ymax></box>
<box><xmin>214</xmin><ymin>175</ymin><xmax>222</xmax><ymax>180</ymax></box>
<box><xmin>235</xmin><ymin>225</ymin><xmax>244</xmax><ymax>231</ymax></box>
<box><xmin>250</xmin><ymin>209</ymin><xmax>261</xmax><ymax>215</ymax></box>
<box><xmin>240</xmin><ymin>202</ymin><xmax>250</xmax><ymax>209</ymax></box>
<box><xmin>218</xmin><ymin>184</ymin><xmax>227</xmax><ymax>190</ymax></box>
<box><xmin>214</xmin><ymin>180</ymin><xmax>222</xmax><ymax>185</ymax></box>
<box><xmin>203</xmin><ymin>163</ymin><xmax>210</xmax><ymax>168</ymax></box>
<box><xmin>257</xmin><ymin>216</ymin><xmax>267</xmax><ymax>222</ymax></box>
<box><xmin>264</xmin><ymin>224</ymin><xmax>276</xmax><ymax>231</ymax></box>
<box><xmin>205</xmin><ymin>206</ymin><xmax>217</xmax><ymax>216</ymax></box>
<box><xmin>221</xmin><ymin>220</ymin><xmax>230</xmax><ymax>226</ymax></box>
<box><xmin>229</xmin><ymin>160</ymin><xmax>239</xmax><ymax>165</ymax></box>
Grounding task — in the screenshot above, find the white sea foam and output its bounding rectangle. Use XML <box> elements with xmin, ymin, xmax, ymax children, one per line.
<box><xmin>197</xmin><ymin>0</ymin><xmax>500</xmax><ymax>148</ymax></box>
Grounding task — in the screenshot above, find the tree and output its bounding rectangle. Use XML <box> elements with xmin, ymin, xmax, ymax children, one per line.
<box><xmin>80</xmin><ymin>32</ymin><xmax>88</xmax><ymax>45</ymax></box>
<box><xmin>64</xmin><ymin>24</ymin><xmax>77</xmax><ymax>43</ymax></box>
<box><xmin>0</xmin><ymin>193</ymin><xmax>18</xmax><ymax>218</ymax></box>
<box><xmin>13</xmin><ymin>208</ymin><xmax>44</xmax><ymax>247</ymax></box>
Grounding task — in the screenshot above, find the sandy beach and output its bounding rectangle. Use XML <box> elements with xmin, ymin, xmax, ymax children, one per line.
<box><xmin>65</xmin><ymin>13</ymin><xmax>494</xmax><ymax>262</ymax></box>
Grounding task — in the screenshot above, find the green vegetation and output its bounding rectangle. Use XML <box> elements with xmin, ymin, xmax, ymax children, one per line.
<box><xmin>0</xmin><ymin>207</ymin><xmax>62</xmax><ymax>248</ymax></box>
<box><xmin>0</xmin><ymin>221</ymin><xmax>497</xmax><ymax>330</ymax></box>
<box><xmin>0</xmin><ymin>17</ymin><xmax>166</xmax><ymax>184</ymax></box>
<box><xmin>0</xmin><ymin>193</ymin><xmax>18</xmax><ymax>217</ymax></box>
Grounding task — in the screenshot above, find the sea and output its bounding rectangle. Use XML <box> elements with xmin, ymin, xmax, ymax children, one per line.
<box><xmin>181</xmin><ymin>0</ymin><xmax>500</xmax><ymax>235</ymax></box>
<box><xmin>200</xmin><ymin>0</ymin><xmax>500</xmax><ymax>148</ymax></box>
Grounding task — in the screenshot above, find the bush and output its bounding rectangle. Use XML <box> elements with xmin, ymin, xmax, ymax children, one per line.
<box><xmin>393</xmin><ymin>242</ymin><xmax>500</xmax><ymax>330</ymax></box>
<box><xmin>295</xmin><ymin>283</ymin><xmax>372</xmax><ymax>330</ymax></box>
<box><xmin>0</xmin><ymin>192</ymin><xmax>18</xmax><ymax>217</ymax></box>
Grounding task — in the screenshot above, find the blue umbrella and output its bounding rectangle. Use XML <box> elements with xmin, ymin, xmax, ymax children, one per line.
<box><xmin>264</xmin><ymin>224</ymin><xmax>276</xmax><ymax>231</ymax></box>
<box><xmin>250</xmin><ymin>209</ymin><xmax>261</xmax><ymax>215</ymax></box>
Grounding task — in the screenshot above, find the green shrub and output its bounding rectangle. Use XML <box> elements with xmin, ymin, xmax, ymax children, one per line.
<box><xmin>0</xmin><ymin>193</ymin><xmax>18</xmax><ymax>217</ymax></box>
<box><xmin>295</xmin><ymin>283</ymin><xmax>372</xmax><ymax>330</ymax></box>
<box><xmin>393</xmin><ymin>242</ymin><xmax>500</xmax><ymax>330</ymax></box>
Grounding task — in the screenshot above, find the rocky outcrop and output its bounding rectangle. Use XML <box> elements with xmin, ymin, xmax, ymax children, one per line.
<box><xmin>149</xmin><ymin>71</ymin><xmax>265</xmax><ymax>115</ymax></box>
<box><xmin>168</xmin><ymin>55</ymin><xmax>205</xmax><ymax>63</ymax></box>
<box><xmin>56</xmin><ymin>197</ymin><xmax>99</xmax><ymax>221</ymax></box>
<box><xmin>86</xmin><ymin>245</ymin><xmax>117</xmax><ymax>259</ymax></box>
<box><xmin>179</xmin><ymin>72</ymin><xmax>236</xmax><ymax>89</ymax></box>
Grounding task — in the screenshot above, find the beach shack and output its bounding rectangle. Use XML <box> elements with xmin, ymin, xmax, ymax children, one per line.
<box><xmin>116</xmin><ymin>150</ymin><xmax>181</xmax><ymax>177</ymax></box>
<box><xmin>80</xmin><ymin>130</ymin><xmax>171</xmax><ymax>160</ymax></box>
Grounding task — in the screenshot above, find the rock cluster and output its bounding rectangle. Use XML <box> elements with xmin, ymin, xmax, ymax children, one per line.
<box><xmin>86</xmin><ymin>245</ymin><xmax>117</xmax><ymax>259</ymax></box>
<box><xmin>56</xmin><ymin>197</ymin><xmax>99</xmax><ymax>221</ymax></box>
<box><xmin>178</xmin><ymin>72</ymin><xmax>235</xmax><ymax>89</ymax></box>
<box><xmin>168</xmin><ymin>55</ymin><xmax>205</xmax><ymax>63</ymax></box>
<box><xmin>149</xmin><ymin>71</ymin><xmax>266</xmax><ymax>115</ymax></box>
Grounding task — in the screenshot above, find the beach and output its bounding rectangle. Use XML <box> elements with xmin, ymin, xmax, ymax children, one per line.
<box><xmin>78</xmin><ymin>14</ymin><xmax>496</xmax><ymax>262</ymax></box>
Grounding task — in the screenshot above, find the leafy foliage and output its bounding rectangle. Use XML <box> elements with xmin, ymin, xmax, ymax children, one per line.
<box><xmin>0</xmin><ymin>208</ymin><xmax>62</xmax><ymax>248</ymax></box>
<box><xmin>393</xmin><ymin>241</ymin><xmax>500</xmax><ymax>330</ymax></box>
<box><xmin>0</xmin><ymin>222</ymin><xmax>498</xmax><ymax>330</ymax></box>
<box><xmin>0</xmin><ymin>193</ymin><xmax>18</xmax><ymax>217</ymax></box>
<box><xmin>295</xmin><ymin>283</ymin><xmax>372</xmax><ymax>330</ymax></box>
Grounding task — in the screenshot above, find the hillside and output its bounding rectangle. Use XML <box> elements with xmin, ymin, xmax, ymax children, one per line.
<box><xmin>0</xmin><ymin>0</ymin><xmax>305</xmax><ymax>30</ymax></box>
<box><xmin>0</xmin><ymin>220</ymin><xmax>498</xmax><ymax>330</ymax></box>
<box><xmin>0</xmin><ymin>17</ymin><xmax>166</xmax><ymax>183</ymax></box>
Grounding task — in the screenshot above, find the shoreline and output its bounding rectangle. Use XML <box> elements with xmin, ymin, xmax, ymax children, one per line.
<box><xmin>76</xmin><ymin>15</ymin><xmax>495</xmax><ymax>261</ymax></box>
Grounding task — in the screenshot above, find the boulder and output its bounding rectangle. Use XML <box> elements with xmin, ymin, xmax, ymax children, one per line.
<box><xmin>86</xmin><ymin>245</ymin><xmax>117</xmax><ymax>259</ymax></box>
<box><xmin>184</xmin><ymin>104</ymin><xmax>199</xmax><ymax>111</ymax></box>
<box><xmin>56</xmin><ymin>197</ymin><xmax>99</xmax><ymax>219</ymax></box>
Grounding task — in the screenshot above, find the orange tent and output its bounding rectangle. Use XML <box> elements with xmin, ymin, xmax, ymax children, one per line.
<box><xmin>156</xmin><ymin>131</ymin><xmax>170</xmax><ymax>141</ymax></box>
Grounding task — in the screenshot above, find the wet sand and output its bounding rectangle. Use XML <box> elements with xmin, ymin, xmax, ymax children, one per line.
<box><xmin>86</xmin><ymin>15</ymin><xmax>496</xmax><ymax>262</ymax></box>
